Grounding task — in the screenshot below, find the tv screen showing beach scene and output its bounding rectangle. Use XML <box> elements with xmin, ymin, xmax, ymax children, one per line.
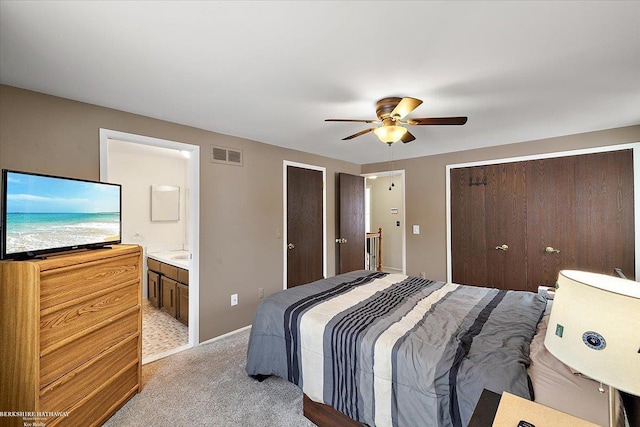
<box><xmin>2</xmin><ymin>170</ymin><xmax>121</xmax><ymax>258</ymax></box>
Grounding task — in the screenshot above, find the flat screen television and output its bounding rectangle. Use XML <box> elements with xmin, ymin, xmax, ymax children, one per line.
<box><xmin>1</xmin><ymin>169</ymin><xmax>122</xmax><ymax>260</ymax></box>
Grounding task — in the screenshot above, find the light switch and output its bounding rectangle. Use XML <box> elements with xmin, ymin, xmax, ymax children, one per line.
<box><xmin>413</xmin><ymin>225</ymin><xmax>420</xmax><ymax>235</ymax></box>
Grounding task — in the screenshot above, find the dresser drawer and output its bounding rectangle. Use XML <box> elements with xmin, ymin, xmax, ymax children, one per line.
<box><xmin>49</xmin><ymin>364</ymin><xmax>139</xmax><ymax>427</ymax></box>
<box><xmin>40</xmin><ymin>282</ymin><xmax>139</xmax><ymax>351</ymax></box>
<box><xmin>40</xmin><ymin>309</ymin><xmax>139</xmax><ymax>387</ymax></box>
<box><xmin>39</xmin><ymin>336</ymin><xmax>138</xmax><ymax>413</ymax></box>
<box><xmin>40</xmin><ymin>254</ymin><xmax>140</xmax><ymax>310</ymax></box>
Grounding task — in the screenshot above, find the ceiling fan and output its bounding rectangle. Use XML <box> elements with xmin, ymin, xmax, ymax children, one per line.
<box><xmin>325</xmin><ymin>97</ymin><xmax>467</xmax><ymax>144</ymax></box>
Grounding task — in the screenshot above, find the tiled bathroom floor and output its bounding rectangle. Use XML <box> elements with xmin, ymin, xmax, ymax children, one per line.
<box><xmin>142</xmin><ymin>298</ymin><xmax>189</xmax><ymax>359</ymax></box>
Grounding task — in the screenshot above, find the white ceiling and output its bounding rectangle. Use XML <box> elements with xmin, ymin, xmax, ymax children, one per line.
<box><xmin>1</xmin><ymin>1</ymin><xmax>639</xmax><ymax>164</ymax></box>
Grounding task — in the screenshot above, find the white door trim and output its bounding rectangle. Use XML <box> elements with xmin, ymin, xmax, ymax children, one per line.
<box><xmin>283</xmin><ymin>160</ymin><xmax>327</xmax><ymax>290</ymax></box>
<box><xmin>99</xmin><ymin>128</ymin><xmax>200</xmax><ymax>354</ymax></box>
<box><xmin>445</xmin><ymin>142</ymin><xmax>640</xmax><ymax>283</ymax></box>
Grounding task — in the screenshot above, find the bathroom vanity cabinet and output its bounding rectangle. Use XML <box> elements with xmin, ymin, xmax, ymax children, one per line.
<box><xmin>148</xmin><ymin>270</ymin><xmax>160</xmax><ymax>308</ymax></box>
<box><xmin>160</xmin><ymin>276</ymin><xmax>177</xmax><ymax>318</ymax></box>
<box><xmin>177</xmin><ymin>283</ymin><xmax>189</xmax><ymax>325</ymax></box>
<box><xmin>147</xmin><ymin>256</ymin><xmax>189</xmax><ymax>325</ymax></box>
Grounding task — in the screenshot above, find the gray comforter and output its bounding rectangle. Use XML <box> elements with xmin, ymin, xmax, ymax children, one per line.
<box><xmin>246</xmin><ymin>271</ymin><xmax>546</xmax><ymax>427</ymax></box>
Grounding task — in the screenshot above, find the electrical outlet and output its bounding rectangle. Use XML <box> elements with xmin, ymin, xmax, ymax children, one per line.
<box><xmin>231</xmin><ymin>294</ymin><xmax>238</xmax><ymax>306</ymax></box>
<box><xmin>258</xmin><ymin>288</ymin><xmax>264</xmax><ymax>299</ymax></box>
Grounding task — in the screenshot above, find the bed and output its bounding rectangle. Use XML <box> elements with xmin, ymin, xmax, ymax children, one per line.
<box><xmin>246</xmin><ymin>270</ymin><xmax>623</xmax><ymax>427</ymax></box>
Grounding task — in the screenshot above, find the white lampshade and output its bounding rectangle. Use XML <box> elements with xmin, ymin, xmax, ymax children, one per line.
<box><xmin>373</xmin><ymin>125</ymin><xmax>407</xmax><ymax>143</ymax></box>
<box><xmin>544</xmin><ymin>270</ymin><xmax>640</xmax><ymax>396</ymax></box>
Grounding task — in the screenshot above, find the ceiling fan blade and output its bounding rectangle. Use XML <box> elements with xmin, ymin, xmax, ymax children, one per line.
<box><xmin>325</xmin><ymin>118</ymin><xmax>379</xmax><ymax>123</ymax></box>
<box><xmin>407</xmin><ymin>116</ymin><xmax>468</xmax><ymax>126</ymax></box>
<box><xmin>342</xmin><ymin>127</ymin><xmax>376</xmax><ymax>140</ymax></box>
<box><xmin>401</xmin><ymin>131</ymin><xmax>416</xmax><ymax>143</ymax></box>
<box><xmin>390</xmin><ymin>97</ymin><xmax>423</xmax><ymax>119</ymax></box>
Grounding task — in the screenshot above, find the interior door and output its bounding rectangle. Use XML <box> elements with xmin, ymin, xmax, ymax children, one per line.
<box><xmin>451</xmin><ymin>163</ymin><xmax>528</xmax><ymax>290</ymax></box>
<box><xmin>450</xmin><ymin>166</ymin><xmax>488</xmax><ymax>286</ymax></box>
<box><xmin>337</xmin><ymin>173</ymin><xmax>365</xmax><ymax>274</ymax></box>
<box><xmin>485</xmin><ymin>162</ymin><xmax>528</xmax><ymax>290</ymax></box>
<box><xmin>573</xmin><ymin>150</ymin><xmax>635</xmax><ymax>279</ymax></box>
<box><xmin>287</xmin><ymin>166</ymin><xmax>324</xmax><ymax>288</ymax></box>
<box><xmin>451</xmin><ymin>149</ymin><xmax>635</xmax><ymax>291</ymax></box>
<box><xmin>525</xmin><ymin>157</ymin><xmax>577</xmax><ymax>288</ymax></box>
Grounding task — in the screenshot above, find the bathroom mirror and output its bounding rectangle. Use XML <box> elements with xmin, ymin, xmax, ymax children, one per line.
<box><xmin>151</xmin><ymin>185</ymin><xmax>180</xmax><ymax>221</ymax></box>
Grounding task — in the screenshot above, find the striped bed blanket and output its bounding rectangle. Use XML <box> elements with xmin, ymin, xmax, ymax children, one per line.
<box><xmin>246</xmin><ymin>271</ymin><xmax>546</xmax><ymax>427</ymax></box>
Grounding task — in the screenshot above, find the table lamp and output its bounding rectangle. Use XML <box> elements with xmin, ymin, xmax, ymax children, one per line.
<box><xmin>544</xmin><ymin>270</ymin><xmax>640</xmax><ymax>427</ymax></box>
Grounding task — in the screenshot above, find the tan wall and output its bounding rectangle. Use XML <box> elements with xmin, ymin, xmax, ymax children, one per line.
<box><xmin>362</xmin><ymin>125</ymin><xmax>640</xmax><ymax>281</ymax></box>
<box><xmin>0</xmin><ymin>84</ymin><xmax>361</xmax><ymax>342</ymax></box>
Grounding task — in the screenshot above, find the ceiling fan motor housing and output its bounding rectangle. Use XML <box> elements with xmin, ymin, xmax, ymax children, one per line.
<box><xmin>376</xmin><ymin>97</ymin><xmax>404</xmax><ymax>120</ymax></box>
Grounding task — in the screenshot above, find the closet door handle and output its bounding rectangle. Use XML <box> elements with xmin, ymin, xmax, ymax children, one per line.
<box><xmin>545</xmin><ymin>246</ymin><xmax>560</xmax><ymax>253</ymax></box>
<box><xmin>288</xmin><ymin>243</ymin><xmax>295</xmax><ymax>250</ymax></box>
<box><xmin>495</xmin><ymin>244</ymin><xmax>508</xmax><ymax>251</ymax></box>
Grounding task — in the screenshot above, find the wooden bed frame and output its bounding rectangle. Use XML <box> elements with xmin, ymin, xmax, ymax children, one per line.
<box><xmin>303</xmin><ymin>394</ymin><xmax>364</xmax><ymax>427</ymax></box>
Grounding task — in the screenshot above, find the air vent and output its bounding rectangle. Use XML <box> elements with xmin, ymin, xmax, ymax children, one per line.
<box><xmin>212</xmin><ymin>147</ymin><xmax>227</xmax><ymax>162</ymax></box>
<box><xmin>210</xmin><ymin>145</ymin><xmax>243</xmax><ymax>166</ymax></box>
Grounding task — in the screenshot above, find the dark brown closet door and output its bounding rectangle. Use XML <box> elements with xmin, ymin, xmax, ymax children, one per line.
<box><xmin>451</xmin><ymin>149</ymin><xmax>635</xmax><ymax>292</ymax></box>
<box><xmin>451</xmin><ymin>163</ymin><xmax>528</xmax><ymax>290</ymax></box>
<box><xmin>525</xmin><ymin>157</ymin><xmax>577</xmax><ymax>288</ymax></box>
<box><xmin>484</xmin><ymin>162</ymin><xmax>528</xmax><ymax>290</ymax></box>
<box><xmin>573</xmin><ymin>150</ymin><xmax>635</xmax><ymax>279</ymax></box>
<box><xmin>451</xmin><ymin>166</ymin><xmax>488</xmax><ymax>287</ymax></box>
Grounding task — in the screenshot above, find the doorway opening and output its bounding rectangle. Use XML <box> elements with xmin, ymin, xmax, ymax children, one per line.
<box><xmin>99</xmin><ymin>129</ymin><xmax>200</xmax><ymax>364</ymax></box>
<box><xmin>363</xmin><ymin>170</ymin><xmax>406</xmax><ymax>274</ymax></box>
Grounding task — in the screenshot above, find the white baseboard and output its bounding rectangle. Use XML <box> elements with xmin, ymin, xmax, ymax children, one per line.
<box><xmin>198</xmin><ymin>324</ymin><xmax>252</xmax><ymax>346</ymax></box>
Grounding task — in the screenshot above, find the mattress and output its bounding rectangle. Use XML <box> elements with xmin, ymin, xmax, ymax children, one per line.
<box><xmin>246</xmin><ymin>271</ymin><xmax>546</xmax><ymax>427</ymax></box>
<box><xmin>528</xmin><ymin>302</ymin><xmax>624</xmax><ymax>427</ymax></box>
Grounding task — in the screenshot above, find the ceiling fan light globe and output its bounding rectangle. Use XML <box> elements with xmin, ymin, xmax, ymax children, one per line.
<box><xmin>374</xmin><ymin>125</ymin><xmax>407</xmax><ymax>144</ymax></box>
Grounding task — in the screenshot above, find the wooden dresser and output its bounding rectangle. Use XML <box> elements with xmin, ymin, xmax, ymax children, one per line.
<box><xmin>0</xmin><ymin>245</ymin><xmax>142</xmax><ymax>427</ymax></box>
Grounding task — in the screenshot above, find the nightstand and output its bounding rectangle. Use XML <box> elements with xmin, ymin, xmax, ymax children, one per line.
<box><xmin>468</xmin><ymin>389</ymin><xmax>501</xmax><ymax>426</ymax></box>
<box><xmin>468</xmin><ymin>389</ymin><xmax>600</xmax><ymax>427</ymax></box>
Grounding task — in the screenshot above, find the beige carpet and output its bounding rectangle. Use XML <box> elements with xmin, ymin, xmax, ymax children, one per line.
<box><xmin>103</xmin><ymin>329</ymin><xmax>315</xmax><ymax>427</ymax></box>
